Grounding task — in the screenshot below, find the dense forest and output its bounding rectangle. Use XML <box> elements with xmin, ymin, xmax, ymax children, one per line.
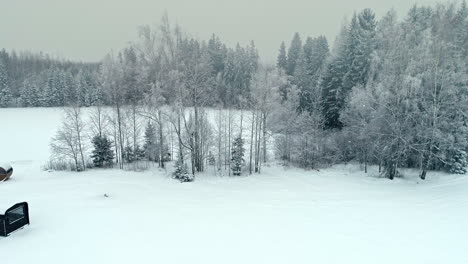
<box><xmin>1</xmin><ymin>2</ymin><xmax>467</xmax><ymax>180</ymax></box>
<box><xmin>0</xmin><ymin>50</ymin><xmax>99</xmax><ymax>107</ymax></box>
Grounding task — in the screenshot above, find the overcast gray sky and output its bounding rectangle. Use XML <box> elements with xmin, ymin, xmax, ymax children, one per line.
<box><xmin>1</xmin><ymin>0</ymin><xmax>439</xmax><ymax>63</ymax></box>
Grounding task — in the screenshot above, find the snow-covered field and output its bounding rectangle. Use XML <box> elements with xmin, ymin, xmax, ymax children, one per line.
<box><xmin>1</xmin><ymin>108</ymin><xmax>467</xmax><ymax>264</ymax></box>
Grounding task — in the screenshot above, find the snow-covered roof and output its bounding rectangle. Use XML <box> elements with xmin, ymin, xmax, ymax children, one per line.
<box><xmin>0</xmin><ymin>163</ymin><xmax>12</xmax><ymax>171</ymax></box>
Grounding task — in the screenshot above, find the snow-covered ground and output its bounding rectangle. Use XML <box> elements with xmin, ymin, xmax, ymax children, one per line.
<box><xmin>1</xmin><ymin>108</ymin><xmax>467</xmax><ymax>264</ymax></box>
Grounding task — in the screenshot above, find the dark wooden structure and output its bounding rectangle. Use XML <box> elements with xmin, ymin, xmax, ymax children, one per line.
<box><xmin>0</xmin><ymin>202</ymin><xmax>30</xmax><ymax>237</ymax></box>
<box><xmin>0</xmin><ymin>164</ymin><xmax>13</xmax><ymax>181</ymax></box>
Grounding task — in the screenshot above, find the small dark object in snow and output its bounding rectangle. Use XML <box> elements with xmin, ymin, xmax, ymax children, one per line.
<box><xmin>104</xmin><ymin>193</ymin><xmax>109</xmax><ymax>198</ymax></box>
<box><xmin>0</xmin><ymin>202</ymin><xmax>30</xmax><ymax>237</ymax></box>
<box><xmin>0</xmin><ymin>163</ymin><xmax>13</xmax><ymax>181</ymax></box>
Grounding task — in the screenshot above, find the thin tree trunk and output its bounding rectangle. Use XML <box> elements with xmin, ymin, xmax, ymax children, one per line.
<box><xmin>217</xmin><ymin>109</ymin><xmax>222</xmax><ymax>172</ymax></box>
<box><xmin>224</xmin><ymin>112</ymin><xmax>228</xmax><ymax>172</ymax></box>
<box><xmin>133</xmin><ymin>104</ymin><xmax>137</xmax><ymax>168</ymax></box>
<box><xmin>262</xmin><ymin>111</ymin><xmax>267</xmax><ymax>163</ymax></box>
<box><xmin>158</xmin><ymin>110</ymin><xmax>164</xmax><ymax>168</ymax></box>
<box><xmin>249</xmin><ymin>110</ymin><xmax>255</xmax><ymax>175</ymax></box>
<box><xmin>177</xmin><ymin>106</ymin><xmax>183</xmax><ymax>161</ymax></box>
<box><xmin>228</xmin><ymin>109</ymin><xmax>232</xmax><ymax>176</ymax></box>
<box><xmin>240</xmin><ymin>109</ymin><xmax>243</xmax><ymax>138</ymax></box>
<box><xmin>256</xmin><ymin>112</ymin><xmax>262</xmax><ymax>173</ymax></box>
<box><xmin>364</xmin><ymin>148</ymin><xmax>367</xmax><ymax>174</ymax></box>
<box><xmin>117</xmin><ymin>103</ymin><xmax>124</xmax><ymax>169</ymax></box>
<box><xmin>73</xmin><ymin>106</ymin><xmax>86</xmax><ymax>171</ymax></box>
<box><xmin>254</xmin><ymin>110</ymin><xmax>259</xmax><ymax>173</ymax></box>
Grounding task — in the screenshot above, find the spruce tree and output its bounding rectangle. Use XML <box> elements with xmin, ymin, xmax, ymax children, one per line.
<box><xmin>43</xmin><ymin>69</ymin><xmax>59</xmax><ymax>107</ymax></box>
<box><xmin>321</xmin><ymin>9</ymin><xmax>376</xmax><ymax>130</ymax></box>
<box><xmin>342</xmin><ymin>9</ymin><xmax>376</xmax><ymax>92</ymax></box>
<box><xmin>123</xmin><ymin>146</ymin><xmax>135</xmax><ymax>163</ymax></box>
<box><xmin>295</xmin><ymin>36</ymin><xmax>329</xmax><ymax>113</ymax></box>
<box><xmin>143</xmin><ymin>121</ymin><xmax>158</xmax><ymax>161</ymax></box>
<box><xmin>134</xmin><ymin>145</ymin><xmax>145</xmax><ymax>161</ymax></box>
<box><xmin>277</xmin><ymin>41</ymin><xmax>288</xmax><ymax>71</ymax></box>
<box><xmin>63</xmin><ymin>71</ymin><xmax>77</xmax><ymax>105</ymax></box>
<box><xmin>286</xmin><ymin>33</ymin><xmax>302</xmax><ymax>76</ymax></box>
<box><xmin>91</xmin><ymin>135</ymin><xmax>115</xmax><ymax>167</ymax></box>
<box><xmin>321</xmin><ymin>58</ymin><xmax>347</xmax><ymax>129</ymax></box>
<box><xmin>231</xmin><ymin>136</ymin><xmax>245</xmax><ymax>176</ymax></box>
<box><xmin>20</xmin><ymin>79</ymin><xmax>33</xmax><ymax>107</ymax></box>
<box><xmin>321</xmin><ymin>26</ymin><xmax>349</xmax><ymax>130</ymax></box>
<box><xmin>446</xmin><ymin>149</ymin><xmax>467</xmax><ymax>174</ymax></box>
<box><xmin>173</xmin><ymin>157</ymin><xmax>193</xmax><ymax>182</ymax></box>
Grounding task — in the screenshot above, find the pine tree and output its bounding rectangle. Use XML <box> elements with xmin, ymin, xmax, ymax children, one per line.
<box><xmin>321</xmin><ymin>9</ymin><xmax>376</xmax><ymax>130</ymax></box>
<box><xmin>123</xmin><ymin>146</ymin><xmax>135</xmax><ymax>163</ymax></box>
<box><xmin>134</xmin><ymin>145</ymin><xmax>145</xmax><ymax>161</ymax></box>
<box><xmin>43</xmin><ymin>69</ymin><xmax>60</xmax><ymax>107</ymax></box>
<box><xmin>445</xmin><ymin>149</ymin><xmax>467</xmax><ymax>174</ymax></box>
<box><xmin>77</xmin><ymin>70</ymin><xmax>96</xmax><ymax>107</ymax></box>
<box><xmin>343</xmin><ymin>9</ymin><xmax>376</xmax><ymax>92</ymax></box>
<box><xmin>29</xmin><ymin>81</ymin><xmax>41</xmax><ymax>107</ymax></box>
<box><xmin>286</xmin><ymin>33</ymin><xmax>302</xmax><ymax>76</ymax></box>
<box><xmin>277</xmin><ymin>41</ymin><xmax>288</xmax><ymax>71</ymax></box>
<box><xmin>321</xmin><ymin>54</ymin><xmax>348</xmax><ymax>129</ymax></box>
<box><xmin>295</xmin><ymin>36</ymin><xmax>329</xmax><ymax>113</ymax></box>
<box><xmin>20</xmin><ymin>79</ymin><xmax>35</xmax><ymax>107</ymax></box>
<box><xmin>172</xmin><ymin>157</ymin><xmax>193</xmax><ymax>182</ymax></box>
<box><xmin>63</xmin><ymin>71</ymin><xmax>77</xmax><ymax>105</ymax></box>
<box><xmin>55</xmin><ymin>70</ymin><xmax>66</xmax><ymax>106</ymax></box>
<box><xmin>0</xmin><ymin>60</ymin><xmax>11</xmax><ymax>108</ymax></box>
<box><xmin>207</xmin><ymin>151</ymin><xmax>216</xmax><ymax>166</ymax></box>
<box><xmin>231</xmin><ymin>136</ymin><xmax>245</xmax><ymax>176</ymax></box>
<box><xmin>91</xmin><ymin>135</ymin><xmax>115</xmax><ymax>167</ymax></box>
<box><xmin>143</xmin><ymin>121</ymin><xmax>158</xmax><ymax>161</ymax></box>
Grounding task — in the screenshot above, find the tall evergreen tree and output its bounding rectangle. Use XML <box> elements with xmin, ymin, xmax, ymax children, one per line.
<box><xmin>20</xmin><ymin>79</ymin><xmax>40</xmax><ymax>107</ymax></box>
<box><xmin>286</xmin><ymin>33</ymin><xmax>302</xmax><ymax>76</ymax></box>
<box><xmin>320</xmin><ymin>25</ymin><xmax>350</xmax><ymax>129</ymax></box>
<box><xmin>295</xmin><ymin>36</ymin><xmax>329</xmax><ymax>113</ymax></box>
<box><xmin>277</xmin><ymin>41</ymin><xmax>288</xmax><ymax>71</ymax></box>
<box><xmin>321</xmin><ymin>9</ymin><xmax>376</xmax><ymax>129</ymax></box>
<box><xmin>343</xmin><ymin>9</ymin><xmax>377</xmax><ymax>92</ymax></box>
<box><xmin>231</xmin><ymin>136</ymin><xmax>245</xmax><ymax>176</ymax></box>
<box><xmin>321</xmin><ymin>57</ymin><xmax>347</xmax><ymax>129</ymax></box>
<box><xmin>91</xmin><ymin>135</ymin><xmax>114</xmax><ymax>167</ymax></box>
<box><xmin>43</xmin><ymin>68</ymin><xmax>60</xmax><ymax>107</ymax></box>
<box><xmin>143</xmin><ymin>121</ymin><xmax>158</xmax><ymax>161</ymax></box>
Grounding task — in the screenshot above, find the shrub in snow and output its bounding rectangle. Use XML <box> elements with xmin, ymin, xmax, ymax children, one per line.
<box><xmin>43</xmin><ymin>159</ymin><xmax>78</xmax><ymax>171</ymax></box>
<box><xmin>173</xmin><ymin>158</ymin><xmax>194</xmax><ymax>182</ymax></box>
<box><xmin>91</xmin><ymin>135</ymin><xmax>114</xmax><ymax>168</ymax></box>
<box><xmin>207</xmin><ymin>151</ymin><xmax>216</xmax><ymax>166</ymax></box>
<box><xmin>123</xmin><ymin>145</ymin><xmax>145</xmax><ymax>164</ymax></box>
<box><xmin>445</xmin><ymin>149</ymin><xmax>467</xmax><ymax>174</ymax></box>
<box><xmin>123</xmin><ymin>146</ymin><xmax>134</xmax><ymax>163</ymax></box>
<box><xmin>134</xmin><ymin>145</ymin><xmax>145</xmax><ymax>161</ymax></box>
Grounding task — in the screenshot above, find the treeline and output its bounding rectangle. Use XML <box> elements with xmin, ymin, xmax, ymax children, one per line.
<box><xmin>0</xmin><ymin>27</ymin><xmax>258</xmax><ymax>109</ymax></box>
<box><xmin>49</xmin><ymin>15</ymin><xmax>264</xmax><ymax>181</ymax></box>
<box><xmin>272</xmin><ymin>2</ymin><xmax>468</xmax><ymax>178</ymax></box>
<box><xmin>0</xmin><ymin>49</ymin><xmax>100</xmax><ymax>107</ymax></box>
<box><xmin>32</xmin><ymin>2</ymin><xmax>468</xmax><ymax>180</ymax></box>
